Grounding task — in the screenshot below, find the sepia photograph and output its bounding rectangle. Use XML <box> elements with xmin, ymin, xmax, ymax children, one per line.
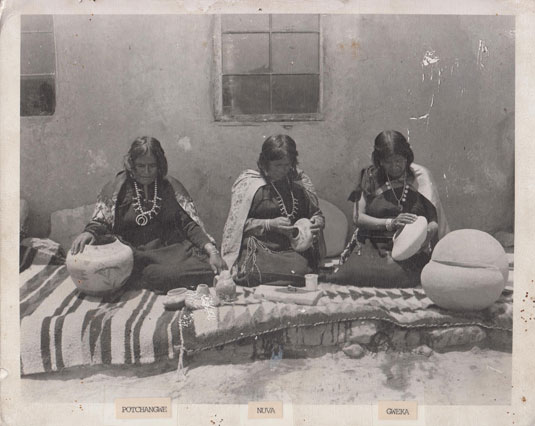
<box><xmin>17</xmin><ymin>12</ymin><xmax>514</xmax><ymax>405</ymax></box>
<box><xmin>2</xmin><ymin>3</ymin><xmax>533</xmax><ymax>425</ymax></box>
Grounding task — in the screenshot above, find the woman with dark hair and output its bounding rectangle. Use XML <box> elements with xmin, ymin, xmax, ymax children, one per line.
<box><xmin>222</xmin><ymin>135</ymin><xmax>326</xmax><ymax>286</ymax></box>
<box><xmin>327</xmin><ymin>130</ymin><xmax>449</xmax><ymax>288</ymax></box>
<box><xmin>71</xmin><ymin>136</ymin><xmax>226</xmax><ymax>292</ymax></box>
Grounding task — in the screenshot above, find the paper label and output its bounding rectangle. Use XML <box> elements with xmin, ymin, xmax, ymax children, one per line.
<box><xmin>115</xmin><ymin>397</ymin><xmax>172</xmax><ymax>419</ymax></box>
<box><xmin>248</xmin><ymin>401</ymin><xmax>284</xmax><ymax>419</ymax></box>
<box><xmin>378</xmin><ymin>400</ymin><xmax>418</xmax><ymax>420</ymax></box>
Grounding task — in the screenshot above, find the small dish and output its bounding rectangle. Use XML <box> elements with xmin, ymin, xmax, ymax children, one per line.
<box><xmin>163</xmin><ymin>288</ymin><xmax>191</xmax><ymax>311</ymax></box>
<box><xmin>167</xmin><ymin>287</ymin><xmax>188</xmax><ymax>297</ymax></box>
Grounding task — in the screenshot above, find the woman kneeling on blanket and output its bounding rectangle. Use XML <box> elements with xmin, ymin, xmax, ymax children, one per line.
<box><xmin>326</xmin><ymin>130</ymin><xmax>449</xmax><ymax>288</ymax></box>
<box><xmin>222</xmin><ymin>135</ymin><xmax>326</xmax><ymax>287</ymax></box>
<box><xmin>70</xmin><ymin>136</ymin><xmax>226</xmax><ymax>293</ymax></box>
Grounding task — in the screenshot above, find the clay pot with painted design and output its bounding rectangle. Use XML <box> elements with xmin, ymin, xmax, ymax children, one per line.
<box><xmin>66</xmin><ymin>236</ymin><xmax>134</xmax><ymax>296</ymax></box>
<box><xmin>290</xmin><ymin>218</ymin><xmax>314</xmax><ymax>252</ymax></box>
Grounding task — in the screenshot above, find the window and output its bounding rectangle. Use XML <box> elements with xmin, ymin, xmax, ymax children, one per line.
<box><xmin>214</xmin><ymin>14</ymin><xmax>322</xmax><ymax>122</ymax></box>
<box><xmin>21</xmin><ymin>15</ymin><xmax>56</xmax><ymax>117</ymax></box>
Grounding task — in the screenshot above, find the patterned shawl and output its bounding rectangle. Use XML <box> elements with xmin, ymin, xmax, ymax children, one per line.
<box><xmin>410</xmin><ymin>163</ymin><xmax>450</xmax><ymax>239</ymax></box>
<box><xmin>88</xmin><ymin>171</ymin><xmax>216</xmax><ymax>245</ymax></box>
<box><xmin>222</xmin><ymin>169</ymin><xmax>326</xmax><ymax>272</ymax></box>
<box><xmin>340</xmin><ymin>163</ymin><xmax>449</xmax><ymax>265</ymax></box>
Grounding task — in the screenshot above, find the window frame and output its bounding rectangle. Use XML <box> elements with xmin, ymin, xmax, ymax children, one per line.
<box><xmin>20</xmin><ymin>15</ymin><xmax>57</xmax><ymax>118</ymax></box>
<box><xmin>213</xmin><ymin>14</ymin><xmax>324</xmax><ymax>123</ymax></box>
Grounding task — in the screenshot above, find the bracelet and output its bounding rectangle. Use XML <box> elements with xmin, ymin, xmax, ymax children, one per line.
<box><xmin>206</xmin><ymin>244</ymin><xmax>219</xmax><ymax>255</ymax></box>
<box><xmin>385</xmin><ymin>218</ymin><xmax>394</xmax><ymax>232</ymax></box>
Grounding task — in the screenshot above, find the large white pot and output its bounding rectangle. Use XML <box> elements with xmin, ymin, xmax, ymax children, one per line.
<box><xmin>421</xmin><ymin>229</ymin><xmax>508</xmax><ymax>311</ymax></box>
<box><xmin>66</xmin><ymin>237</ymin><xmax>134</xmax><ymax>296</ymax></box>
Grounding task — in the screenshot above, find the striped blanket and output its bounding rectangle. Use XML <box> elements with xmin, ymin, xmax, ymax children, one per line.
<box><xmin>20</xmin><ymin>238</ymin><xmax>513</xmax><ymax>376</ymax></box>
<box><xmin>20</xmin><ymin>239</ymin><xmax>183</xmax><ymax>375</ymax></box>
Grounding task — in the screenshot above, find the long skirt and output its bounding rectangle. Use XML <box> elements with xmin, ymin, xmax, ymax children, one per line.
<box><xmin>325</xmin><ymin>240</ymin><xmax>430</xmax><ymax>288</ymax></box>
<box><xmin>130</xmin><ymin>238</ymin><xmax>214</xmax><ymax>293</ymax></box>
<box><xmin>235</xmin><ymin>237</ymin><xmax>312</xmax><ymax>287</ymax></box>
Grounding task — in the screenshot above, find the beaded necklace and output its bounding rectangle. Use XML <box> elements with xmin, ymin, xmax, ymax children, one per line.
<box><xmin>132</xmin><ymin>180</ymin><xmax>162</xmax><ymax>226</ymax></box>
<box><xmin>385</xmin><ymin>172</ymin><xmax>409</xmax><ymax>212</ymax></box>
<box><xmin>270</xmin><ymin>179</ymin><xmax>299</xmax><ymax>220</ymax></box>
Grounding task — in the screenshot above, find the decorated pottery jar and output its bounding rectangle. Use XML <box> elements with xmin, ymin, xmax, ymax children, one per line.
<box><xmin>66</xmin><ymin>236</ymin><xmax>134</xmax><ymax>296</ymax></box>
<box><xmin>290</xmin><ymin>218</ymin><xmax>314</xmax><ymax>252</ymax></box>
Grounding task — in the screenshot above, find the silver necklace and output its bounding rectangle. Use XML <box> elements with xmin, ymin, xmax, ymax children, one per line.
<box><xmin>270</xmin><ymin>179</ymin><xmax>299</xmax><ymax>220</ymax></box>
<box><xmin>385</xmin><ymin>172</ymin><xmax>408</xmax><ymax>212</ymax></box>
<box><xmin>133</xmin><ymin>180</ymin><xmax>162</xmax><ymax>226</ymax></box>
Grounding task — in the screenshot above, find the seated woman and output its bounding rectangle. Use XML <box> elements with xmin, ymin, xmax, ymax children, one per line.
<box><xmin>70</xmin><ymin>136</ymin><xmax>226</xmax><ymax>293</ymax></box>
<box><xmin>326</xmin><ymin>130</ymin><xmax>448</xmax><ymax>288</ymax></box>
<box><xmin>222</xmin><ymin>135</ymin><xmax>326</xmax><ymax>287</ymax></box>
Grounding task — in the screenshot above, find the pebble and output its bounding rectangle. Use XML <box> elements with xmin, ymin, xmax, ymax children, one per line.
<box><xmin>343</xmin><ymin>343</ymin><xmax>366</xmax><ymax>359</ymax></box>
<box><xmin>349</xmin><ymin>321</ymin><xmax>378</xmax><ymax>344</ymax></box>
<box><xmin>414</xmin><ymin>345</ymin><xmax>433</xmax><ymax>357</ymax></box>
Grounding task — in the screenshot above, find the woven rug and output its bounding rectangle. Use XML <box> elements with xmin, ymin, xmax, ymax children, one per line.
<box><xmin>19</xmin><ymin>238</ymin><xmax>512</xmax><ymax>376</ymax></box>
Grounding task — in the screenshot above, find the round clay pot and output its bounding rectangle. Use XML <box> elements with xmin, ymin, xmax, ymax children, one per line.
<box><xmin>66</xmin><ymin>237</ymin><xmax>134</xmax><ymax>296</ymax></box>
<box><xmin>214</xmin><ymin>270</ymin><xmax>237</xmax><ymax>301</ymax></box>
<box><xmin>290</xmin><ymin>218</ymin><xmax>314</xmax><ymax>252</ymax></box>
<box><xmin>421</xmin><ymin>229</ymin><xmax>508</xmax><ymax>311</ymax></box>
<box><xmin>391</xmin><ymin>216</ymin><xmax>428</xmax><ymax>261</ymax></box>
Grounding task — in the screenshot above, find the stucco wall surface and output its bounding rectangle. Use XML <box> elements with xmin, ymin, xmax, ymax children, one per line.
<box><xmin>20</xmin><ymin>14</ymin><xmax>515</xmax><ymax>243</ymax></box>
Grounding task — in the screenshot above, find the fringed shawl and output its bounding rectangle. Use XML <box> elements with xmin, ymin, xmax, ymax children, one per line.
<box><xmin>222</xmin><ymin>169</ymin><xmax>326</xmax><ymax>272</ymax></box>
<box><xmin>350</xmin><ymin>164</ymin><xmax>449</xmax><ymax>239</ymax></box>
<box><xmin>410</xmin><ymin>164</ymin><xmax>449</xmax><ymax>239</ymax></box>
<box><xmin>88</xmin><ymin>171</ymin><xmax>216</xmax><ymax>245</ymax></box>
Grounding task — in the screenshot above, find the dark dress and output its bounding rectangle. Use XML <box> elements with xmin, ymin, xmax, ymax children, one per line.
<box><xmin>235</xmin><ymin>180</ymin><xmax>321</xmax><ymax>287</ymax></box>
<box><xmin>327</xmin><ymin>166</ymin><xmax>437</xmax><ymax>288</ymax></box>
<box><xmin>85</xmin><ymin>177</ymin><xmax>214</xmax><ymax>293</ymax></box>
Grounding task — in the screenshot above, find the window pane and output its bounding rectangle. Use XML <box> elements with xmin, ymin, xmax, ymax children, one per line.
<box><xmin>222</xmin><ymin>34</ymin><xmax>270</xmax><ymax>74</ymax></box>
<box><xmin>272</xmin><ymin>75</ymin><xmax>319</xmax><ymax>114</ymax></box>
<box><xmin>271</xmin><ymin>33</ymin><xmax>319</xmax><ymax>74</ymax></box>
<box><xmin>222</xmin><ymin>75</ymin><xmax>270</xmax><ymax>115</ymax></box>
<box><xmin>271</xmin><ymin>14</ymin><xmax>319</xmax><ymax>32</ymax></box>
<box><xmin>21</xmin><ymin>32</ymin><xmax>56</xmax><ymax>75</ymax></box>
<box><xmin>21</xmin><ymin>76</ymin><xmax>56</xmax><ymax>116</ymax></box>
<box><xmin>221</xmin><ymin>14</ymin><xmax>270</xmax><ymax>32</ymax></box>
<box><xmin>21</xmin><ymin>15</ymin><xmax>53</xmax><ymax>32</ymax></box>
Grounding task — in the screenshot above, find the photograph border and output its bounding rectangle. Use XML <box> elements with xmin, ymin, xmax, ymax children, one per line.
<box><xmin>2</xmin><ymin>1</ymin><xmax>534</xmax><ymax>425</ymax></box>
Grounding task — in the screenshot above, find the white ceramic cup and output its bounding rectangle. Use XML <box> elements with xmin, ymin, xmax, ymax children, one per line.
<box><xmin>196</xmin><ymin>283</ymin><xmax>210</xmax><ymax>296</ymax></box>
<box><xmin>304</xmin><ymin>273</ymin><xmax>318</xmax><ymax>291</ymax></box>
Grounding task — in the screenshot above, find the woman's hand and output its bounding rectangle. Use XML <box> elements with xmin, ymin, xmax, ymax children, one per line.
<box><xmin>203</xmin><ymin>243</ymin><xmax>227</xmax><ymax>274</ymax></box>
<box><xmin>208</xmin><ymin>252</ymin><xmax>227</xmax><ymax>275</ymax></box>
<box><xmin>70</xmin><ymin>232</ymin><xmax>96</xmax><ymax>255</ymax></box>
<box><xmin>421</xmin><ymin>221</ymin><xmax>439</xmax><ymax>252</ymax></box>
<box><xmin>309</xmin><ymin>216</ymin><xmax>323</xmax><ymax>244</ymax></box>
<box><xmin>309</xmin><ymin>215</ymin><xmax>324</xmax><ymax>230</ymax></box>
<box><xmin>392</xmin><ymin>213</ymin><xmax>418</xmax><ymax>229</ymax></box>
<box><xmin>267</xmin><ymin>217</ymin><xmax>296</xmax><ymax>238</ymax></box>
